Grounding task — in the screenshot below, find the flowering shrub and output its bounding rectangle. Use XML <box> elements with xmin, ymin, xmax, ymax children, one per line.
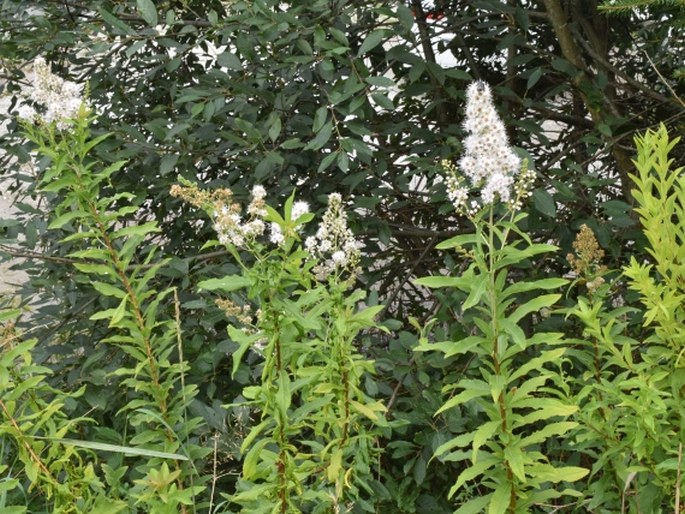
<box><xmin>172</xmin><ymin>180</ymin><xmax>386</xmax><ymax>512</ymax></box>
<box><xmin>2</xmin><ymin>54</ymin><xmax>685</xmax><ymax>514</ymax></box>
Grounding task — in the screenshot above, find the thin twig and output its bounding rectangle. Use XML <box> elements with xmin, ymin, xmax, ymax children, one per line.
<box><xmin>641</xmin><ymin>49</ymin><xmax>685</xmax><ymax>110</ymax></box>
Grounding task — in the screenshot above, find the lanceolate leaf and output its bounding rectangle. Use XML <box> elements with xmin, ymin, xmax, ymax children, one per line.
<box><xmin>34</xmin><ymin>437</ymin><xmax>188</xmax><ymax>460</ymax></box>
<box><xmin>198</xmin><ymin>276</ymin><xmax>251</xmax><ymax>292</ymax></box>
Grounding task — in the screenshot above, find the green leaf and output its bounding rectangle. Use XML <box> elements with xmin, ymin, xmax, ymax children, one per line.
<box><xmin>109</xmin><ymin>296</ymin><xmax>129</xmax><ymax>326</ymax></box>
<box><xmin>0</xmin><ymin>309</ymin><xmax>21</xmax><ymax>321</ymax></box>
<box><xmin>242</xmin><ymin>438</ymin><xmax>270</xmax><ymax>479</ymax></box>
<box><xmin>91</xmin><ymin>281</ymin><xmax>127</xmax><ymax>299</ymax></box>
<box><xmin>371</xmin><ymin>92</ymin><xmax>394</xmax><ymax>110</ymax></box>
<box><xmin>530</xmin><ymin>464</ymin><xmax>589</xmax><ymax>484</ymax></box>
<box><xmin>327</xmin><ymin>448</ymin><xmax>344</xmax><ymax>482</ymax></box>
<box><xmin>454</xmin><ymin>495</ymin><xmax>491</xmax><ymax>514</ymax></box>
<box><xmin>198</xmin><ymin>276</ymin><xmax>251</xmax><ymax>292</ymax></box>
<box><xmin>533</xmin><ymin>189</ymin><xmax>556</xmax><ymax>217</ymax></box>
<box><xmin>136</xmin><ymin>0</ymin><xmax>158</xmax><ymax>26</ymax></box>
<box><xmin>98</xmin><ymin>7</ymin><xmax>136</xmax><ymax>35</ymax></box>
<box><xmin>463</xmin><ymin>272</ymin><xmax>488</xmax><ymax>311</ymax></box>
<box><xmin>33</xmin><ymin>437</ymin><xmax>187</xmax><ymax>460</ymax></box>
<box><xmin>435</xmin><ymin>233</ymin><xmax>478</xmax><ymax>250</ymax></box>
<box><xmin>508</xmin><ymin>294</ymin><xmax>561</xmax><ymax>323</ymax></box>
<box><xmin>217</xmin><ymin>51</ymin><xmax>242</xmax><ymax>70</ymax></box>
<box><xmin>489</xmin><ymin>482</ymin><xmax>512</xmax><ymax>514</ymax></box>
<box><xmin>73</xmin><ymin>263</ymin><xmax>115</xmax><ymax>276</ymax></box>
<box><xmin>520</xmin><ymin>421</ymin><xmax>578</xmax><ymax>447</ymax></box>
<box><xmin>527</xmin><ymin>68</ymin><xmax>543</xmax><ymax>90</ymax></box>
<box><xmin>358</xmin><ymin>29</ymin><xmax>385</xmax><ymax>56</ymax></box>
<box><xmin>112</xmin><ymin>222</ymin><xmax>159</xmax><ymax>239</ymax></box>
<box><xmin>304</xmin><ymin>121</ymin><xmax>333</xmax><ymax>151</ymax></box>
<box><xmin>509</xmin><ymin>348</ymin><xmax>566</xmax><ymax>383</ymax></box>
<box><xmin>48</xmin><ymin>210</ymin><xmax>87</xmax><ymax>229</ymax></box>
<box><xmin>502</xmin><ymin>278</ymin><xmax>567</xmax><ymax>299</ymax></box>
<box><xmin>450</xmin><ymin>454</ymin><xmax>499</xmax><ymax>497</ymax></box>
<box><xmin>228</xmin><ymin>325</ymin><xmax>261</xmax><ymax>378</ymax></box>
<box><xmin>472</xmin><ymin>420</ymin><xmax>500</xmax><ymax>460</ymax></box>
<box><xmin>436</xmin><ymin>381</ymin><xmax>490</xmax><ymax>415</ymax></box>
<box><xmin>268</xmin><ymin>116</ymin><xmax>282</xmax><ymax>142</ymax></box>
<box><xmin>415</xmin><ymin>335</ymin><xmax>485</xmax><ymax>358</ymax></box>
<box><xmin>503</xmin><ymin>445</ymin><xmax>526</xmax><ymax>482</ymax></box>
<box><xmin>365</xmin><ymin>76</ymin><xmax>395</xmax><ymax>88</ymax></box>
<box><xmin>414</xmin><ymin>275</ymin><xmax>470</xmax><ymax>290</ymax></box>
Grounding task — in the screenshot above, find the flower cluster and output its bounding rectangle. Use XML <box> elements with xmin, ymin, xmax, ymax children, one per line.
<box><xmin>442</xmin><ymin>80</ymin><xmax>534</xmax><ymax>215</ymax></box>
<box><xmin>170</xmin><ymin>182</ymin><xmax>268</xmax><ymax>248</ymax></box>
<box><xmin>15</xmin><ymin>57</ymin><xmax>85</xmax><ymax>130</ymax></box>
<box><xmin>305</xmin><ymin>193</ymin><xmax>360</xmax><ymax>279</ymax></box>
<box><xmin>567</xmin><ymin>223</ymin><xmax>607</xmax><ymax>293</ymax></box>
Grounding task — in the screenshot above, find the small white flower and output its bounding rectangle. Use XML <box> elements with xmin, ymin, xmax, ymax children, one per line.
<box><xmin>291</xmin><ymin>200</ymin><xmax>310</xmax><ymax>221</ymax></box>
<box><xmin>331</xmin><ymin>250</ymin><xmax>346</xmax><ymax>265</ymax></box>
<box><xmin>251</xmin><ymin>185</ymin><xmax>266</xmax><ymax>199</ymax></box>
<box><xmin>305</xmin><ymin>236</ymin><xmax>317</xmax><ymax>251</ymax></box>
<box><xmin>269</xmin><ymin>223</ymin><xmax>285</xmax><ymax>246</ymax></box>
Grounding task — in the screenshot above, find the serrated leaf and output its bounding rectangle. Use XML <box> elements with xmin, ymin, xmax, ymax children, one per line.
<box><xmin>436</xmin><ymin>382</ymin><xmax>490</xmax><ymax>415</ymax></box>
<box><xmin>327</xmin><ymin>448</ymin><xmax>344</xmax><ymax>482</ymax></box>
<box><xmin>112</xmin><ymin>222</ymin><xmax>159</xmax><ymax>239</ymax></box>
<box><xmin>530</xmin><ymin>464</ymin><xmax>589</xmax><ymax>483</ymax></box>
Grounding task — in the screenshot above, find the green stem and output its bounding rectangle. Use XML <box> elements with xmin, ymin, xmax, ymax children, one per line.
<box><xmin>485</xmin><ymin>207</ymin><xmax>516</xmax><ymax>513</ymax></box>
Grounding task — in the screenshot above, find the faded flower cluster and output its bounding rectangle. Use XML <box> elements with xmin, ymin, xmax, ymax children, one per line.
<box><xmin>171</xmin><ymin>182</ymin><xmax>270</xmax><ymax>248</ymax></box>
<box><xmin>305</xmin><ymin>193</ymin><xmax>360</xmax><ymax>279</ymax></box>
<box><xmin>171</xmin><ymin>182</ymin><xmax>311</xmax><ymax>249</ymax></box>
<box><xmin>443</xmin><ymin>80</ymin><xmax>535</xmax><ymax>214</ymax></box>
<box><xmin>567</xmin><ymin>223</ymin><xmax>607</xmax><ymax>293</ymax></box>
<box><xmin>15</xmin><ymin>57</ymin><xmax>86</xmax><ymax>130</ymax></box>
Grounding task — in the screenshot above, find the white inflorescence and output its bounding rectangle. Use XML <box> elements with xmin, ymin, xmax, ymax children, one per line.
<box><xmin>17</xmin><ymin>57</ymin><xmax>86</xmax><ymax>130</ymax></box>
<box><xmin>291</xmin><ymin>200</ymin><xmax>310</xmax><ymax>221</ymax></box>
<box><xmin>305</xmin><ymin>193</ymin><xmax>360</xmax><ymax>278</ymax></box>
<box><xmin>214</xmin><ymin>185</ymin><xmax>269</xmax><ymax>247</ymax></box>
<box><xmin>442</xmin><ymin>80</ymin><xmax>535</xmax><ymax>214</ymax></box>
